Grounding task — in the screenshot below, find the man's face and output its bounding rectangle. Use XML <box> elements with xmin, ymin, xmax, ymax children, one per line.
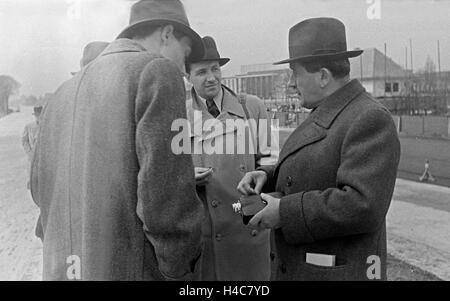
<box><xmin>161</xmin><ymin>33</ymin><xmax>192</xmax><ymax>73</ymax></box>
<box><xmin>34</xmin><ymin>113</ymin><xmax>41</xmax><ymax>123</ymax></box>
<box><xmin>289</xmin><ymin>62</ymin><xmax>323</xmax><ymax>109</ymax></box>
<box><xmin>188</xmin><ymin>61</ymin><xmax>222</xmax><ymax>99</ymax></box>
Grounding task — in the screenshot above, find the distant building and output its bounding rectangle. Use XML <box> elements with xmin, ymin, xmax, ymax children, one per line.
<box><xmin>222</xmin><ymin>63</ymin><xmax>291</xmax><ymax>100</ymax></box>
<box><xmin>351</xmin><ymin>48</ymin><xmax>411</xmax><ymax>98</ymax></box>
<box><xmin>223</xmin><ymin>48</ymin><xmax>411</xmax><ymax>100</ymax></box>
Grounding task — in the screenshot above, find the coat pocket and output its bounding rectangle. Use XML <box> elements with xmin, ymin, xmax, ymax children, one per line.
<box><xmin>297</xmin><ymin>262</ymin><xmax>357</xmax><ymax>281</ymax></box>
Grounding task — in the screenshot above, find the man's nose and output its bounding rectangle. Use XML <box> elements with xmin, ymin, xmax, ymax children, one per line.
<box><xmin>206</xmin><ymin>72</ymin><xmax>216</xmax><ymax>82</ymax></box>
<box><xmin>288</xmin><ymin>75</ymin><xmax>297</xmax><ymax>90</ymax></box>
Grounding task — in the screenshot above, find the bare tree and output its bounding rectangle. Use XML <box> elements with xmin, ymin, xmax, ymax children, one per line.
<box><xmin>0</xmin><ymin>75</ymin><xmax>20</xmax><ymax>116</ymax></box>
<box><xmin>422</xmin><ymin>56</ymin><xmax>437</xmax><ymax>92</ymax></box>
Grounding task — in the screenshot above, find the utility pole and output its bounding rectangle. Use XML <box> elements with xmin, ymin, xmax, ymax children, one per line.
<box><xmin>384</xmin><ymin>43</ymin><xmax>387</xmax><ymax>98</ymax></box>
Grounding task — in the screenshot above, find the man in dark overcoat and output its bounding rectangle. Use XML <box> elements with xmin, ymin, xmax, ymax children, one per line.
<box><xmin>238</xmin><ymin>18</ymin><xmax>401</xmax><ymax>281</ymax></box>
<box><xmin>31</xmin><ymin>0</ymin><xmax>205</xmax><ymax>281</ymax></box>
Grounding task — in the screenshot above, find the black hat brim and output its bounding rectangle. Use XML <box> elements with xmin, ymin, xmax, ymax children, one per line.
<box><xmin>116</xmin><ymin>19</ymin><xmax>205</xmax><ymax>63</ymax></box>
<box><xmin>274</xmin><ymin>49</ymin><xmax>363</xmax><ymax>65</ymax></box>
<box><xmin>189</xmin><ymin>57</ymin><xmax>230</xmax><ymax>67</ymax></box>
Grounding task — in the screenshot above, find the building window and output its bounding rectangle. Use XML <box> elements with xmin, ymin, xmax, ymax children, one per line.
<box><xmin>385</xmin><ymin>82</ymin><xmax>399</xmax><ymax>93</ymax></box>
<box><xmin>385</xmin><ymin>82</ymin><xmax>392</xmax><ymax>93</ymax></box>
<box><xmin>393</xmin><ymin>82</ymin><xmax>399</xmax><ymax>92</ymax></box>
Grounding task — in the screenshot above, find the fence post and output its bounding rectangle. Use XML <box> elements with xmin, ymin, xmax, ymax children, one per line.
<box><xmin>448</xmin><ymin>117</ymin><xmax>450</xmax><ymax>137</ymax></box>
<box><xmin>421</xmin><ymin>116</ymin><xmax>425</xmax><ymax>136</ymax></box>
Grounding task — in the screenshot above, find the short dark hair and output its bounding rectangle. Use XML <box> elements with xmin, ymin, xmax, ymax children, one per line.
<box><xmin>298</xmin><ymin>58</ymin><xmax>350</xmax><ymax>79</ymax></box>
<box><xmin>130</xmin><ymin>23</ymin><xmax>184</xmax><ymax>41</ymax></box>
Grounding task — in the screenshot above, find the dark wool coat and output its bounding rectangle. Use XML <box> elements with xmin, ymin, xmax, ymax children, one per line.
<box><xmin>260</xmin><ymin>79</ymin><xmax>401</xmax><ymax>281</ymax></box>
<box><xmin>31</xmin><ymin>39</ymin><xmax>203</xmax><ymax>281</ymax></box>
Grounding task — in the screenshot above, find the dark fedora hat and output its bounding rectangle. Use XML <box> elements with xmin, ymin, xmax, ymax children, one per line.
<box><xmin>274</xmin><ymin>17</ymin><xmax>363</xmax><ymax>65</ymax></box>
<box><xmin>189</xmin><ymin>36</ymin><xmax>230</xmax><ymax>66</ymax></box>
<box><xmin>117</xmin><ymin>0</ymin><xmax>204</xmax><ymax>62</ymax></box>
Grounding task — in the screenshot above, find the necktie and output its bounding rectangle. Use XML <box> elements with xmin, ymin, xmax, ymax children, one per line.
<box><xmin>206</xmin><ymin>98</ymin><xmax>220</xmax><ymax>118</ymax></box>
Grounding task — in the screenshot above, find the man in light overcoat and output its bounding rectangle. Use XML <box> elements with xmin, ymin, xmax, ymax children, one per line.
<box><xmin>186</xmin><ymin>36</ymin><xmax>278</xmax><ymax>280</ymax></box>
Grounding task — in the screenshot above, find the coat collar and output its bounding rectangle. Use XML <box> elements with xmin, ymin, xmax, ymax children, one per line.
<box><xmin>186</xmin><ymin>85</ymin><xmax>246</xmax><ymax>140</ymax></box>
<box><xmin>310</xmin><ymin>79</ymin><xmax>365</xmax><ymax>129</ymax></box>
<box><xmin>190</xmin><ymin>85</ymin><xmax>245</xmax><ymax>119</ymax></box>
<box><xmin>101</xmin><ymin>38</ymin><xmax>148</xmax><ymax>56</ymax></box>
<box><xmin>274</xmin><ymin>79</ymin><xmax>365</xmax><ymax>171</ymax></box>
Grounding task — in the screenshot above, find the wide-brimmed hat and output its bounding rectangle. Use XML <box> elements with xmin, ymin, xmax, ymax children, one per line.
<box><xmin>71</xmin><ymin>41</ymin><xmax>109</xmax><ymax>75</ymax></box>
<box><xmin>188</xmin><ymin>36</ymin><xmax>230</xmax><ymax>66</ymax></box>
<box><xmin>274</xmin><ymin>17</ymin><xmax>363</xmax><ymax>65</ymax></box>
<box><xmin>80</xmin><ymin>41</ymin><xmax>109</xmax><ymax>68</ymax></box>
<box><xmin>117</xmin><ymin>0</ymin><xmax>204</xmax><ymax>62</ymax></box>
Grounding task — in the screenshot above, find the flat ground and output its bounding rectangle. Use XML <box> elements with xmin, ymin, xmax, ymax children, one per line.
<box><xmin>0</xmin><ymin>110</ymin><xmax>448</xmax><ymax>280</ymax></box>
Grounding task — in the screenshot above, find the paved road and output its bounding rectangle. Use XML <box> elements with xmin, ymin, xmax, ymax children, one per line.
<box><xmin>0</xmin><ymin>110</ymin><xmax>448</xmax><ymax>280</ymax></box>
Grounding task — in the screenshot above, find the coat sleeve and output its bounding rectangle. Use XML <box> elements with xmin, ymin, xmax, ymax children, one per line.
<box><xmin>134</xmin><ymin>58</ymin><xmax>203</xmax><ymax>280</ymax></box>
<box><xmin>257</xmin><ymin>164</ymin><xmax>277</xmax><ymax>193</ymax></box>
<box><xmin>279</xmin><ymin>108</ymin><xmax>401</xmax><ymax>245</ymax></box>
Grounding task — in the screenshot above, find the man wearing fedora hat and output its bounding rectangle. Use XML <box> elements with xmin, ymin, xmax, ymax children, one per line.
<box><xmin>238</xmin><ymin>18</ymin><xmax>400</xmax><ymax>281</ymax></box>
<box><xmin>186</xmin><ymin>36</ymin><xmax>278</xmax><ymax>280</ymax></box>
<box><xmin>71</xmin><ymin>41</ymin><xmax>109</xmax><ymax>76</ymax></box>
<box><xmin>31</xmin><ymin>0</ymin><xmax>205</xmax><ymax>281</ymax></box>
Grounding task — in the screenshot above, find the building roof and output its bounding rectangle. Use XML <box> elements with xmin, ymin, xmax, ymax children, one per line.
<box><xmin>350</xmin><ymin>48</ymin><xmax>410</xmax><ymax>80</ymax></box>
<box><xmin>240</xmin><ymin>63</ymin><xmax>287</xmax><ymax>74</ymax></box>
<box><xmin>229</xmin><ymin>48</ymin><xmax>411</xmax><ymax>80</ymax></box>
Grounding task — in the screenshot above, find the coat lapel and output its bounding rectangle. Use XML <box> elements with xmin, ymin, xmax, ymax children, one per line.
<box><xmin>275</xmin><ymin>80</ymin><xmax>366</xmax><ymax>170</ymax></box>
<box><xmin>276</xmin><ymin>120</ymin><xmax>327</xmax><ymax>169</ymax></box>
<box><xmin>187</xmin><ymin>86</ymin><xmax>246</xmax><ymax>141</ymax></box>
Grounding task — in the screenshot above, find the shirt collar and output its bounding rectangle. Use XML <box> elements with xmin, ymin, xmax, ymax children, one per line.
<box><xmin>195</xmin><ymin>86</ymin><xmax>224</xmax><ymax>112</ymax></box>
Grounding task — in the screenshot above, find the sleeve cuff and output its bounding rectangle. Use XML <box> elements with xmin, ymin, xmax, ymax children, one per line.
<box><xmin>257</xmin><ymin>165</ymin><xmax>276</xmax><ymax>192</ymax></box>
<box><xmin>279</xmin><ymin>192</ymin><xmax>315</xmax><ymax>245</ymax></box>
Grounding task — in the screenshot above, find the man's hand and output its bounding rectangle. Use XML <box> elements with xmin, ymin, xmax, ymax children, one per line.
<box><xmin>248</xmin><ymin>193</ymin><xmax>281</xmax><ymax>231</ymax></box>
<box><xmin>195</xmin><ymin>167</ymin><xmax>214</xmax><ymax>186</ymax></box>
<box><xmin>237</xmin><ymin>171</ymin><xmax>268</xmax><ymax>195</ymax></box>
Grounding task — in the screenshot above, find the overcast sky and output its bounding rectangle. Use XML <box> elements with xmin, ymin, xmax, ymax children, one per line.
<box><xmin>1</xmin><ymin>0</ymin><xmax>449</xmax><ymax>96</ymax></box>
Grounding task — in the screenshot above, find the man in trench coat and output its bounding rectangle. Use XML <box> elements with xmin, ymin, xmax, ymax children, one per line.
<box><xmin>185</xmin><ymin>36</ymin><xmax>278</xmax><ymax>280</ymax></box>
<box><xmin>31</xmin><ymin>0</ymin><xmax>205</xmax><ymax>281</ymax></box>
<box><xmin>238</xmin><ymin>18</ymin><xmax>401</xmax><ymax>281</ymax></box>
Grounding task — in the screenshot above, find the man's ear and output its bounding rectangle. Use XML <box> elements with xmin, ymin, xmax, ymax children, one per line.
<box><xmin>160</xmin><ymin>24</ymin><xmax>175</xmax><ymax>44</ymax></box>
<box><xmin>319</xmin><ymin>68</ymin><xmax>332</xmax><ymax>88</ymax></box>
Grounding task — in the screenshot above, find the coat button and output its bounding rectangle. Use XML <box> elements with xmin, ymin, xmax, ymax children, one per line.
<box><xmin>211</xmin><ymin>200</ymin><xmax>219</xmax><ymax>208</ymax></box>
<box><xmin>251</xmin><ymin>230</ymin><xmax>258</xmax><ymax>237</ymax></box>
<box><xmin>270</xmin><ymin>252</ymin><xmax>275</xmax><ymax>261</ymax></box>
<box><xmin>286</xmin><ymin>176</ymin><xmax>293</xmax><ymax>187</ymax></box>
<box><xmin>280</xmin><ymin>263</ymin><xmax>287</xmax><ymax>273</ymax></box>
<box><xmin>215</xmin><ymin>234</ymin><xmax>222</xmax><ymax>241</ymax></box>
<box><xmin>239</xmin><ymin>164</ymin><xmax>246</xmax><ymax>172</ymax></box>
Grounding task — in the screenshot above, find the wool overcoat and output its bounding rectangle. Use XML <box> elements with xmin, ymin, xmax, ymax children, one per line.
<box><xmin>260</xmin><ymin>79</ymin><xmax>401</xmax><ymax>281</ymax></box>
<box><xmin>31</xmin><ymin>39</ymin><xmax>203</xmax><ymax>281</ymax></box>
